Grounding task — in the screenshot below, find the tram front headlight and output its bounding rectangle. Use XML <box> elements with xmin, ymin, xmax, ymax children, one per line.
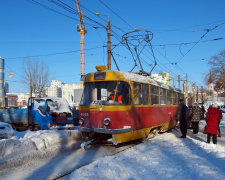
<box><xmin>79</xmin><ymin>118</ymin><xmax>84</xmax><ymax>125</ymax></box>
<box><xmin>104</xmin><ymin>118</ymin><xmax>111</xmax><ymax>126</ymax></box>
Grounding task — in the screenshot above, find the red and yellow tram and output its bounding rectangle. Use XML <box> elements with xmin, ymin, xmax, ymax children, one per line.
<box><xmin>79</xmin><ymin>66</ymin><xmax>183</xmax><ymax>145</ymax></box>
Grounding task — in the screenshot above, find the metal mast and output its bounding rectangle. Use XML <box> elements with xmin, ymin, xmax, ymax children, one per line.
<box><xmin>107</xmin><ymin>19</ymin><xmax>111</xmax><ymax>70</ymax></box>
<box><xmin>75</xmin><ymin>0</ymin><xmax>86</xmax><ymax>87</ymax></box>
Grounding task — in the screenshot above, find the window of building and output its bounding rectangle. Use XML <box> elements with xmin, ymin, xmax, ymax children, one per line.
<box><xmin>151</xmin><ymin>86</ymin><xmax>159</xmax><ymax>105</ymax></box>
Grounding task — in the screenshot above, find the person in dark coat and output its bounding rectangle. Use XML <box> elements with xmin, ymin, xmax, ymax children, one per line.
<box><xmin>191</xmin><ymin>103</ymin><xmax>203</xmax><ymax>134</ymax></box>
<box><xmin>187</xmin><ymin>105</ymin><xmax>193</xmax><ymax>129</ymax></box>
<box><xmin>205</xmin><ymin>104</ymin><xmax>222</xmax><ymax>144</ymax></box>
<box><xmin>217</xmin><ymin>105</ymin><xmax>223</xmax><ymax>137</ymax></box>
<box><xmin>177</xmin><ymin>99</ymin><xmax>188</xmax><ymax>138</ymax></box>
<box><xmin>201</xmin><ymin>105</ymin><xmax>206</xmax><ymax>119</ymax></box>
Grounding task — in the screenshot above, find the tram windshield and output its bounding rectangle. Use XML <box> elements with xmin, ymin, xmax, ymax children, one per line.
<box><xmin>80</xmin><ymin>81</ymin><xmax>131</xmax><ymax>105</ymax></box>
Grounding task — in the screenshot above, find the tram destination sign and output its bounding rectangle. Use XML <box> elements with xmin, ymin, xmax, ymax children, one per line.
<box><xmin>94</xmin><ymin>72</ymin><xmax>106</xmax><ymax>80</ymax></box>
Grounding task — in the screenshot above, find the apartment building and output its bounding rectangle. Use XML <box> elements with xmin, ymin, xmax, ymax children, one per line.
<box><xmin>45</xmin><ymin>80</ymin><xmax>82</xmax><ymax>106</ymax></box>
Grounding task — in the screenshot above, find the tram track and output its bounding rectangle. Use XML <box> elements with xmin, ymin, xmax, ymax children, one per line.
<box><xmin>0</xmin><ymin>140</ymin><xmax>137</xmax><ymax>180</ymax></box>
<box><xmin>48</xmin><ymin>142</ymin><xmax>137</xmax><ymax>180</ymax></box>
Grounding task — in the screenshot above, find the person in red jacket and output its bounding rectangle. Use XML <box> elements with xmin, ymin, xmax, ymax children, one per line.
<box><xmin>205</xmin><ymin>104</ymin><xmax>222</xmax><ymax>144</ymax></box>
<box><xmin>107</xmin><ymin>91</ymin><xmax>123</xmax><ymax>104</ymax></box>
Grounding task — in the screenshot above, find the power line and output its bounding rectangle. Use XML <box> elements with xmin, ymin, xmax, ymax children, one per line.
<box><xmin>153</xmin><ymin>37</ymin><xmax>224</xmax><ymax>47</ymax></box>
<box><xmin>53</xmin><ymin>0</ymin><xmax>123</xmax><ymax>43</ymax></box>
<box><xmin>78</xmin><ymin>2</ymin><xmax>125</xmax><ymax>33</ymax></box>
<box><xmin>29</xmin><ymin>0</ymin><xmax>79</xmax><ymax>21</ymax></box>
<box><xmin>152</xmin><ymin>19</ymin><xmax>225</xmax><ymax>33</ymax></box>
<box><xmin>98</xmin><ymin>0</ymin><xmax>134</xmax><ymax>30</ymax></box>
<box><xmin>4</xmin><ymin>46</ymin><xmax>104</xmax><ymax>60</ymax></box>
<box><xmin>176</xmin><ymin>22</ymin><xmax>225</xmax><ymax>64</ymax></box>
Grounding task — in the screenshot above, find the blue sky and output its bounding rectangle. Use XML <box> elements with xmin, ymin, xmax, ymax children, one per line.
<box><xmin>0</xmin><ymin>0</ymin><xmax>225</xmax><ymax>93</ymax></box>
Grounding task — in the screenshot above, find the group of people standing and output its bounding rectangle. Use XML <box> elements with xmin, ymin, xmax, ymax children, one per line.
<box><xmin>177</xmin><ymin>99</ymin><xmax>222</xmax><ymax>144</ymax></box>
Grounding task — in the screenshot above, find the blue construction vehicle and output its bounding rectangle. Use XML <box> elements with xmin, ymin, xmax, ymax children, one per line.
<box><xmin>0</xmin><ymin>97</ymin><xmax>76</xmax><ymax>131</ymax></box>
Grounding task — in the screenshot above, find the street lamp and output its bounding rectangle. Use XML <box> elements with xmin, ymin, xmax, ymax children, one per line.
<box><xmin>95</xmin><ymin>13</ymin><xmax>111</xmax><ymax>70</ymax></box>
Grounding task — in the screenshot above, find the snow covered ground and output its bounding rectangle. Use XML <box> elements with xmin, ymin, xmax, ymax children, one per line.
<box><xmin>0</xmin><ymin>114</ymin><xmax>225</xmax><ymax>180</ymax></box>
<box><xmin>69</xmin><ymin>115</ymin><xmax>225</xmax><ymax>180</ymax></box>
<box><xmin>0</xmin><ymin>127</ymin><xmax>81</xmax><ymax>172</ymax></box>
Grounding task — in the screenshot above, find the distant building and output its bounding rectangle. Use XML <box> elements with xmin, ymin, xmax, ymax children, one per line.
<box><xmin>46</xmin><ymin>85</ymin><xmax>62</xmax><ymax>97</ymax></box>
<box><xmin>62</xmin><ymin>84</ymin><xmax>81</xmax><ymax>106</ymax></box>
<box><xmin>17</xmin><ymin>93</ymin><xmax>30</xmax><ymax>107</ymax></box>
<box><xmin>45</xmin><ymin>80</ymin><xmax>82</xmax><ymax>106</ymax></box>
<box><xmin>5</xmin><ymin>93</ymin><xmax>18</xmax><ymax>107</ymax></box>
<box><xmin>208</xmin><ymin>82</ymin><xmax>217</xmax><ymax>97</ymax></box>
<box><xmin>51</xmin><ymin>80</ymin><xmax>64</xmax><ymax>87</ymax></box>
<box><xmin>208</xmin><ymin>82</ymin><xmax>214</xmax><ymax>91</ymax></box>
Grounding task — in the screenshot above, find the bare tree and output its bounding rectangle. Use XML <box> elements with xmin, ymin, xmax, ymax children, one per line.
<box><xmin>206</xmin><ymin>50</ymin><xmax>225</xmax><ymax>95</ymax></box>
<box><xmin>23</xmin><ymin>58</ymin><xmax>49</xmax><ymax>96</ymax></box>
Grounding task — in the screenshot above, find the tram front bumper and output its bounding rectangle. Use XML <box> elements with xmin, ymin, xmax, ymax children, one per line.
<box><xmin>80</xmin><ymin>126</ymin><xmax>131</xmax><ymax>134</ymax></box>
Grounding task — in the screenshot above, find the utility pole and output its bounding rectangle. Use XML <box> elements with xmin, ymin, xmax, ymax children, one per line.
<box><xmin>0</xmin><ymin>56</ymin><xmax>5</xmax><ymax>108</ymax></box>
<box><xmin>184</xmin><ymin>73</ymin><xmax>189</xmax><ymax>105</ymax></box>
<box><xmin>29</xmin><ymin>74</ymin><xmax>32</xmax><ymax>97</ymax></box>
<box><xmin>107</xmin><ymin>20</ymin><xmax>111</xmax><ymax>70</ymax></box>
<box><xmin>192</xmin><ymin>82</ymin><xmax>197</xmax><ymax>103</ymax></box>
<box><xmin>95</xmin><ymin>13</ymin><xmax>111</xmax><ymax>70</ymax></box>
<box><xmin>75</xmin><ymin>0</ymin><xmax>87</xmax><ymax>87</ymax></box>
<box><xmin>196</xmin><ymin>86</ymin><xmax>199</xmax><ymax>103</ymax></box>
<box><xmin>178</xmin><ymin>74</ymin><xmax>181</xmax><ymax>89</ymax></box>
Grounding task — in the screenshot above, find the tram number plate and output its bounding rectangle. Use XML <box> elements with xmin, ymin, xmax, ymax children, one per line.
<box><xmin>81</xmin><ymin>113</ymin><xmax>89</xmax><ymax>117</ymax></box>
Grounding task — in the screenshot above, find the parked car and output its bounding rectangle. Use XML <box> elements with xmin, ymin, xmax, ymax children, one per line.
<box><xmin>0</xmin><ymin>122</ymin><xmax>14</xmax><ymax>140</ymax></box>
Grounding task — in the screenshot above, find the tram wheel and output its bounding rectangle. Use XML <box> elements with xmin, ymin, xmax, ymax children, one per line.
<box><xmin>81</xmin><ymin>132</ymin><xmax>90</xmax><ymax>141</ymax></box>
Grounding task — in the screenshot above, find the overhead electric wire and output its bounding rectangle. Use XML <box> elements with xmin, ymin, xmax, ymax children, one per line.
<box><xmin>58</xmin><ymin>0</ymin><xmax>122</xmax><ymax>40</ymax></box>
<box><xmin>5</xmin><ymin>80</ymin><xmax>27</xmax><ymax>84</ymax></box>
<box><xmin>4</xmin><ymin>46</ymin><xmax>104</xmax><ymax>60</ymax></box>
<box><xmin>78</xmin><ymin>2</ymin><xmax>125</xmax><ymax>33</ymax></box>
<box><xmin>140</xmin><ymin>49</ymin><xmax>179</xmax><ymax>79</ymax></box>
<box><xmin>29</xmin><ymin>0</ymin><xmax>79</xmax><ymax>21</ymax></box>
<box><xmin>153</xmin><ymin>37</ymin><xmax>224</xmax><ymax>47</ymax></box>
<box><xmin>29</xmin><ymin>0</ymin><xmax>108</xmax><ymax>29</ymax></box>
<box><xmin>27</xmin><ymin>0</ymin><xmax>222</xmax><ymax>89</ymax></box>
<box><xmin>98</xmin><ymin>0</ymin><xmax>134</xmax><ymax>30</ymax></box>
<box><xmin>176</xmin><ymin>21</ymin><xmax>225</xmax><ymax>64</ymax></box>
<box><xmin>30</xmin><ymin>0</ymin><xmax>126</xmax><ymax>54</ymax></box>
<box><xmin>152</xmin><ymin>19</ymin><xmax>225</xmax><ymax>33</ymax></box>
<box><xmin>153</xmin><ymin>46</ymin><xmax>205</xmax><ymax>87</ymax></box>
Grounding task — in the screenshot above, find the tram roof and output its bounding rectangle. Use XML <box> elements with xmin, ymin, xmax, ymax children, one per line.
<box><xmin>120</xmin><ymin>71</ymin><xmax>182</xmax><ymax>93</ymax></box>
<box><xmin>86</xmin><ymin>70</ymin><xmax>182</xmax><ymax>93</ymax></box>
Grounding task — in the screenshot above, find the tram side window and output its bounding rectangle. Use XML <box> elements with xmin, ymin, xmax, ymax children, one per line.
<box><xmin>167</xmin><ymin>90</ymin><xmax>172</xmax><ymax>105</ymax></box>
<box><xmin>160</xmin><ymin>88</ymin><xmax>166</xmax><ymax>105</ymax></box>
<box><xmin>80</xmin><ymin>83</ymin><xmax>94</xmax><ymax>105</ymax></box>
<box><xmin>133</xmin><ymin>83</ymin><xmax>149</xmax><ymax>105</ymax></box>
<box><xmin>173</xmin><ymin>92</ymin><xmax>177</xmax><ymax>105</ymax></box>
<box><xmin>151</xmin><ymin>86</ymin><xmax>159</xmax><ymax>105</ymax></box>
<box><xmin>142</xmin><ymin>84</ymin><xmax>149</xmax><ymax>105</ymax></box>
<box><xmin>116</xmin><ymin>82</ymin><xmax>131</xmax><ymax>105</ymax></box>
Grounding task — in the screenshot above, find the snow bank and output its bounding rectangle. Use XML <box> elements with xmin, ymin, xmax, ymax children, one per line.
<box><xmin>33</xmin><ymin>97</ymin><xmax>73</xmax><ymax>114</ymax></box>
<box><xmin>0</xmin><ymin>129</ymin><xmax>81</xmax><ymax>158</ymax></box>
<box><xmin>0</xmin><ymin>128</ymin><xmax>81</xmax><ymax>170</ymax></box>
